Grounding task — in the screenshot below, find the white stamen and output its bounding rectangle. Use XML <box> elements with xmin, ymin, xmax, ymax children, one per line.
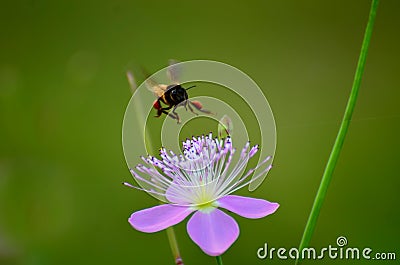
<box><xmin>126</xmin><ymin>133</ymin><xmax>271</xmax><ymax>206</ymax></box>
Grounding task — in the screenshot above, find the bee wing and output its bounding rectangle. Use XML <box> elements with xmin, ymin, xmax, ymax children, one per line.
<box><xmin>140</xmin><ymin>67</ymin><xmax>168</xmax><ymax>98</ymax></box>
<box><xmin>147</xmin><ymin>84</ymin><xmax>168</xmax><ymax>98</ymax></box>
<box><xmin>145</xmin><ymin>77</ymin><xmax>168</xmax><ymax>98</ymax></box>
<box><xmin>167</xmin><ymin>59</ymin><xmax>181</xmax><ymax>84</ymax></box>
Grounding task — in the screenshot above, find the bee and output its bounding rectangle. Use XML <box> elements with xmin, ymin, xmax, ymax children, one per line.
<box><xmin>145</xmin><ymin>60</ymin><xmax>212</xmax><ymax>123</ymax></box>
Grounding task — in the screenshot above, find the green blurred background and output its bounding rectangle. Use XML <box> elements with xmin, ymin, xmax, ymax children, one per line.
<box><xmin>1</xmin><ymin>0</ymin><xmax>399</xmax><ymax>264</ymax></box>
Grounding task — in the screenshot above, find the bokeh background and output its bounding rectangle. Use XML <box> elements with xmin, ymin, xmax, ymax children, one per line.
<box><xmin>1</xmin><ymin>0</ymin><xmax>399</xmax><ymax>264</ymax></box>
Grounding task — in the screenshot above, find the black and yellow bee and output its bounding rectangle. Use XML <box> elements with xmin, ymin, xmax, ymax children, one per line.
<box><xmin>145</xmin><ymin>60</ymin><xmax>212</xmax><ymax>123</ymax></box>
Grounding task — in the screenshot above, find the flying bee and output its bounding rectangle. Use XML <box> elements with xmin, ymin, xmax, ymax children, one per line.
<box><xmin>145</xmin><ymin>60</ymin><xmax>212</xmax><ymax>123</ymax></box>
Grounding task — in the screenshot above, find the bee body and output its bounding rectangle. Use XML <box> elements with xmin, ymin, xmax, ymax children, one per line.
<box><xmin>146</xmin><ymin>61</ymin><xmax>212</xmax><ymax>123</ymax></box>
<box><xmin>152</xmin><ymin>84</ymin><xmax>192</xmax><ymax>120</ymax></box>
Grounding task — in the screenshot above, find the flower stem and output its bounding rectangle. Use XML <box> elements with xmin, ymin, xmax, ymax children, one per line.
<box><xmin>127</xmin><ymin>73</ymin><xmax>184</xmax><ymax>265</ymax></box>
<box><xmin>216</xmin><ymin>255</ymin><xmax>224</xmax><ymax>265</ymax></box>
<box><xmin>166</xmin><ymin>227</ymin><xmax>183</xmax><ymax>265</ymax></box>
<box><xmin>296</xmin><ymin>0</ymin><xmax>379</xmax><ymax>263</ymax></box>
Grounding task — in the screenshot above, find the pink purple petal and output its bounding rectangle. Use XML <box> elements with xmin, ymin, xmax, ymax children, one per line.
<box><xmin>129</xmin><ymin>204</ymin><xmax>193</xmax><ymax>233</ymax></box>
<box><xmin>218</xmin><ymin>195</ymin><xmax>279</xmax><ymax>219</ymax></box>
<box><xmin>187</xmin><ymin>209</ymin><xmax>239</xmax><ymax>256</ymax></box>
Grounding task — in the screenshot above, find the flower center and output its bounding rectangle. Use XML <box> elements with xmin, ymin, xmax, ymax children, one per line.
<box><xmin>192</xmin><ymin>200</ymin><xmax>219</xmax><ymax>213</ymax></box>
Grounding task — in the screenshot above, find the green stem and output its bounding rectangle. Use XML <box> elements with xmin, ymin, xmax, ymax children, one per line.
<box><xmin>127</xmin><ymin>74</ymin><xmax>183</xmax><ymax>265</ymax></box>
<box><xmin>166</xmin><ymin>227</ymin><xmax>183</xmax><ymax>265</ymax></box>
<box><xmin>216</xmin><ymin>255</ymin><xmax>224</xmax><ymax>265</ymax></box>
<box><xmin>296</xmin><ymin>0</ymin><xmax>379</xmax><ymax>263</ymax></box>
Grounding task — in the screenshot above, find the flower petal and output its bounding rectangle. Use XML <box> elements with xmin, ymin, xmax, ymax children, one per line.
<box><xmin>218</xmin><ymin>195</ymin><xmax>279</xmax><ymax>219</ymax></box>
<box><xmin>129</xmin><ymin>204</ymin><xmax>193</xmax><ymax>233</ymax></box>
<box><xmin>187</xmin><ymin>209</ymin><xmax>239</xmax><ymax>256</ymax></box>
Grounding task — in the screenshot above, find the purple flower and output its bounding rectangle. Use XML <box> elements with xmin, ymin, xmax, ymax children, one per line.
<box><xmin>125</xmin><ymin>133</ymin><xmax>279</xmax><ymax>256</ymax></box>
